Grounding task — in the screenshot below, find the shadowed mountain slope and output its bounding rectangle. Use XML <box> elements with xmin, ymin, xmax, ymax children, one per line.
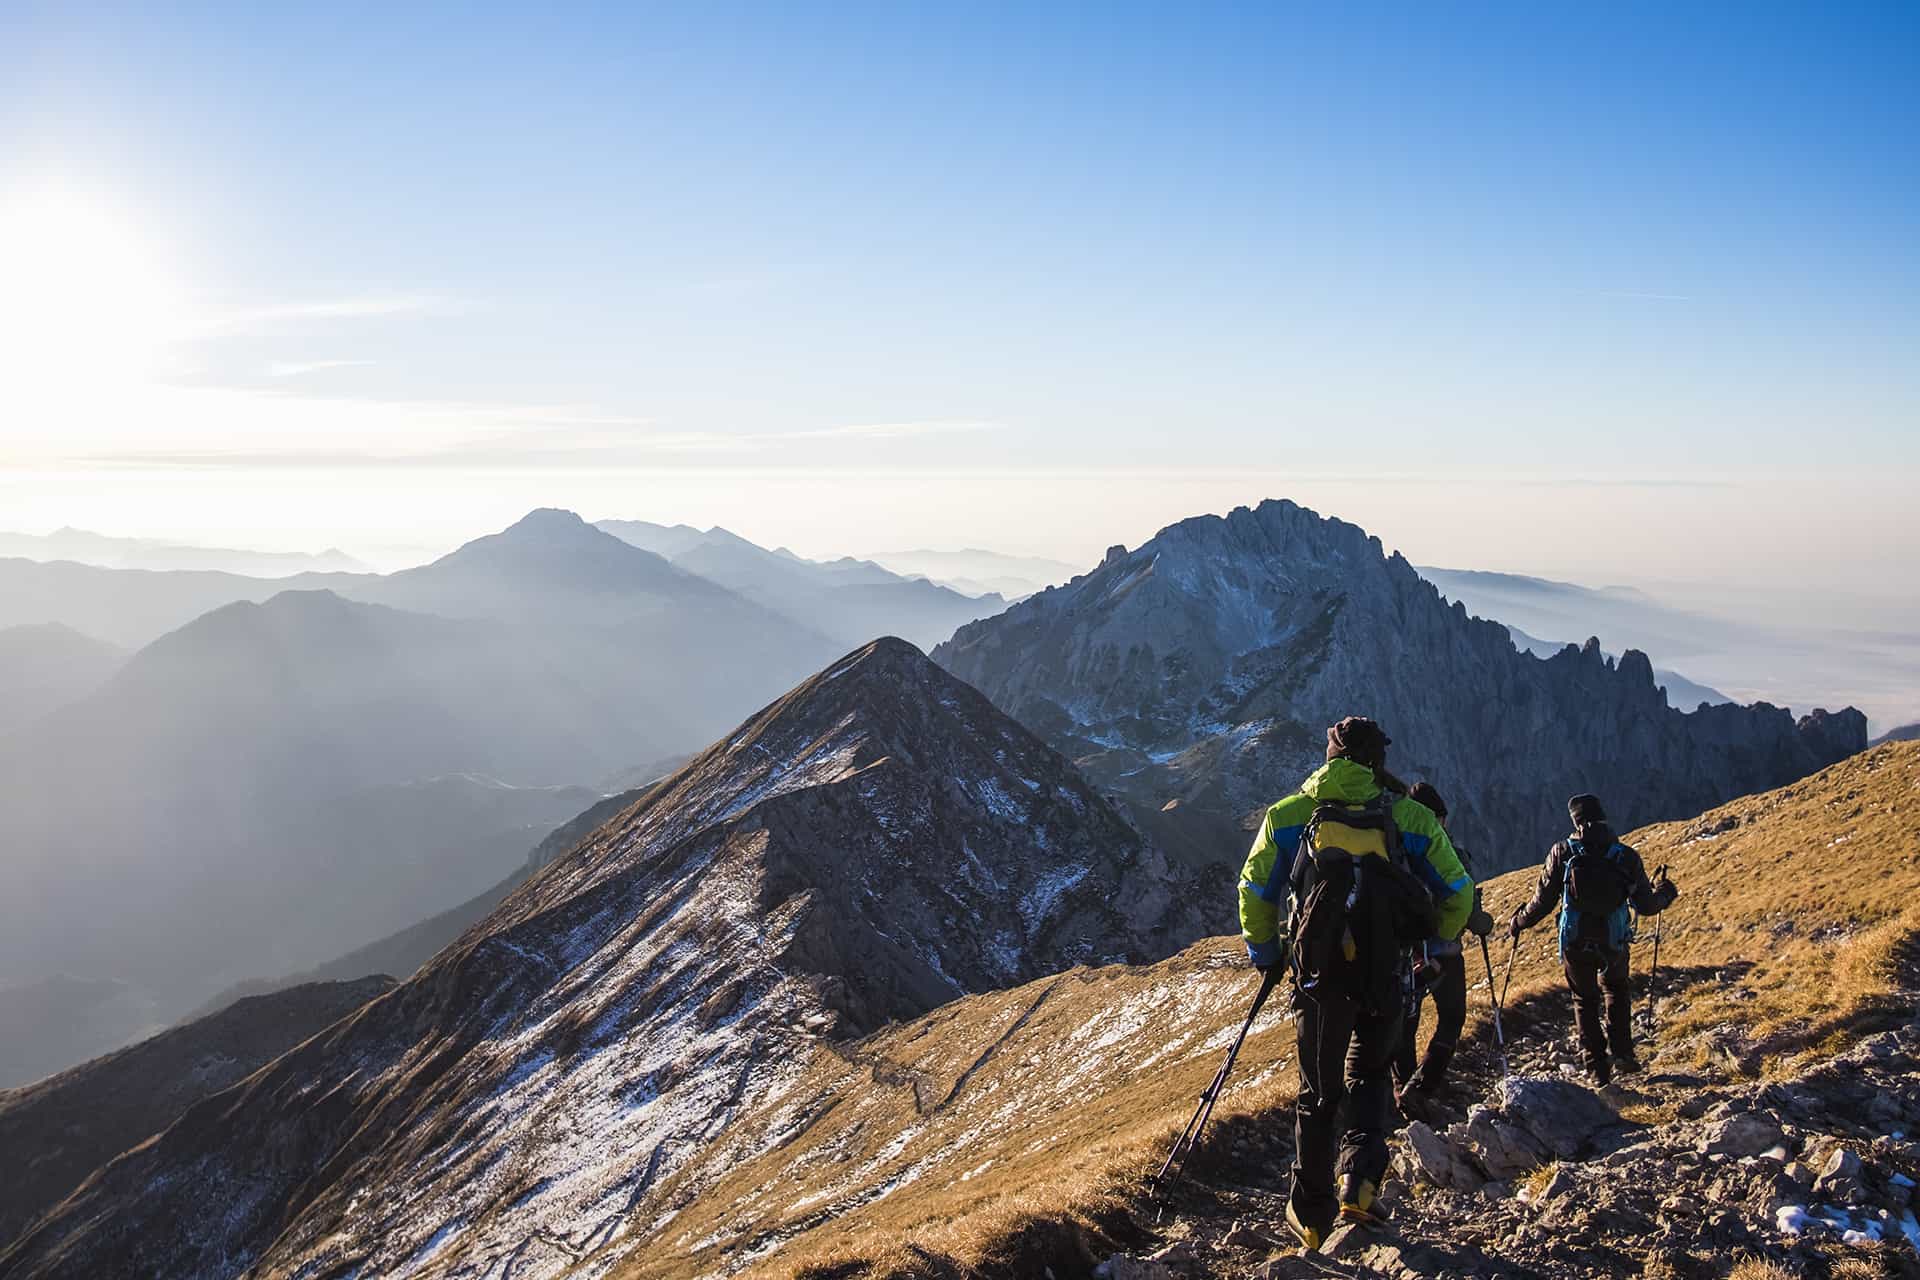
<box><xmin>0</xmin><ymin>640</ymin><xmax>1198</xmax><ymax>1280</ymax></box>
<box><xmin>933</xmin><ymin>500</ymin><xmax>1867</xmax><ymax>877</ymax></box>
<box><xmin>0</xmin><ymin>976</ymin><xmax>394</xmax><ymax>1249</ymax></box>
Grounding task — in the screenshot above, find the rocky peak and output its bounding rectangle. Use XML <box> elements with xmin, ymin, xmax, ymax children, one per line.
<box><xmin>934</xmin><ymin>499</ymin><xmax>1867</xmax><ymax>874</ymax></box>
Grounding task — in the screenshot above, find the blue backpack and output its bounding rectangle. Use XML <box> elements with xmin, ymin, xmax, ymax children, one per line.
<box><xmin>1559</xmin><ymin>838</ymin><xmax>1635</xmax><ymax>953</ymax></box>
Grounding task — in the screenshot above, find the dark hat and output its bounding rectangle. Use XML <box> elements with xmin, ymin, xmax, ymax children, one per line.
<box><xmin>1567</xmin><ymin>793</ymin><xmax>1607</xmax><ymax>825</ymax></box>
<box><xmin>1325</xmin><ymin>717</ymin><xmax>1391</xmax><ymax>769</ymax></box>
<box><xmin>1409</xmin><ymin>781</ymin><xmax>1448</xmax><ymax>819</ymax></box>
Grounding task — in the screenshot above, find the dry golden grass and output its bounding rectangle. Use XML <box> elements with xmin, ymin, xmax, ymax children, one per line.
<box><xmin>601</xmin><ymin>743</ymin><xmax>1920</xmax><ymax>1280</ymax></box>
<box><xmin>1725</xmin><ymin>1258</ymin><xmax>1795</xmax><ymax>1280</ymax></box>
<box><xmin>1519</xmin><ymin>1162</ymin><xmax>1560</xmax><ymax>1201</ymax></box>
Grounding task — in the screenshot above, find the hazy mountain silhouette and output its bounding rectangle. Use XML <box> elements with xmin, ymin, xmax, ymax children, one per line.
<box><xmin>0</xmin><ymin>623</ymin><xmax>123</xmax><ymax>733</ymax></box>
<box><xmin>868</xmin><ymin>547</ymin><xmax>1081</xmax><ymax>599</ymax></box>
<box><xmin>0</xmin><ymin>514</ymin><xmax>853</xmax><ymax>1079</ymax></box>
<box><xmin>0</xmin><ymin>527</ymin><xmax>366</xmax><ymax>576</ymax></box>
<box><xmin>596</xmin><ymin>518</ymin><xmax>1005</xmax><ymax>649</ymax></box>
<box><xmin>1418</xmin><ymin>564</ymin><xmax>1920</xmax><ymax>733</ymax></box>
<box><xmin>194</xmin><ymin>781</ymin><xmax>659</xmax><ymax>1014</ymax></box>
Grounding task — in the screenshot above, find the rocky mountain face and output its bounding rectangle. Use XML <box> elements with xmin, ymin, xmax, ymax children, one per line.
<box><xmin>934</xmin><ymin>500</ymin><xmax>1867</xmax><ymax>876</ymax></box>
<box><xmin>0</xmin><ymin>640</ymin><xmax>1199</xmax><ymax>1280</ymax></box>
<box><xmin>0</xmin><ymin>976</ymin><xmax>393</xmax><ymax>1248</ymax></box>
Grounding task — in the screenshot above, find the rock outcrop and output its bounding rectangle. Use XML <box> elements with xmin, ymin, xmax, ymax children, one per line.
<box><xmin>934</xmin><ymin>499</ymin><xmax>1868</xmax><ymax>874</ymax></box>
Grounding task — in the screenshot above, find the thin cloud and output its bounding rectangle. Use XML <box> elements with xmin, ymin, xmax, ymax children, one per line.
<box><xmin>768</xmin><ymin>421</ymin><xmax>1003</xmax><ymax>441</ymax></box>
<box><xmin>266</xmin><ymin>359</ymin><xmax>373</xmax><ymax>378</ymax></box>
<box><xmin>201</xmin><ymin>295</ymin><xmax>461</xmax><ymax>336</ymax></box>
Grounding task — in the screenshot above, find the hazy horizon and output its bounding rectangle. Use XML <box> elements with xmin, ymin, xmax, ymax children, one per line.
<box><xmin>5</xmin><ymin>4</ymin><xmax>1916</xmax><ymax>609</ymax></box>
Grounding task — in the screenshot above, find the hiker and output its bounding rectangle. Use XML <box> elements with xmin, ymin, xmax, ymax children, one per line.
<box><xmin>1507</xmin><ymin>793</ymin><xmax>1679</xmax><ymax>1086</ymax></box>
<box><xmin>1238</xmin><ymin>718</ymin><xmax>1475</xmax><ymax>1250</ymax></box>
<box><xmin>1392</xmin><ymin>782</ymin><xmax>1495</xmax><ymax>1109</ymax></box>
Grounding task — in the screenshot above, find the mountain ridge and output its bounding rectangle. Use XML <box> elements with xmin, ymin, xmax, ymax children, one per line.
<box><xmin>934</xmin><ymin>499</ymin><xmax>1867</xmax><ymax>876</ymax></box>
<box><xmin>0</xmin><ymin>639</ymin><xmax>1199</xmax><ymax>1280</ymax></box>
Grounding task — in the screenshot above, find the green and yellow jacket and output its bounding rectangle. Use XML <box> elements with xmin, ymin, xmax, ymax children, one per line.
<box><xmin>1237</xmin><ymin>758</ymin><xmax>1474</xmax><ymax>968</ymax></box>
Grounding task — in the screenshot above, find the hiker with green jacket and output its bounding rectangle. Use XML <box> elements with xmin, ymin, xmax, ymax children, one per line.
<box><xmin>1239</xmin><ymin>718</ymin><xmax>1474</xmax><ymax>1251</ymax></box>
<box><xmin>1508</xmin><ymin>793</ymin><xmax>1679</xmax><ymax>1086</ymax></box>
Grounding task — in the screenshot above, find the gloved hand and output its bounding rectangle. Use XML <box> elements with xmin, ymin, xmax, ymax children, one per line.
<box><xmin>1506</xmin><ymin>908</ymin><xmax>1527</xmax><ymax>941</ymax></box>
<box><xmin>1652</xmin><ymin>877</ymin><xmax>1680</xmax><ymax>911</ymax></box>
<box><xmin>1252</xmin><ymin>939</ymin><xmax>1289</xmax><ymax>974</ymax></box>
<box><xmin>1412</xmin><ymin>960</ymin><xmax>1443</xmax><ymax>994</ymax></box>
<box><xmin>1467</xmin><ymin>907</ymin><xmax>1496</xmax><ymax>938</ymax></box>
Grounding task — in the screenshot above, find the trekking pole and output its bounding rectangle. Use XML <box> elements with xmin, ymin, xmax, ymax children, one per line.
<box><xmin>1499</xmin><ymin>929</ymin><xmax>1521</xmax><ymax>1011</ymax></box>
<box><xmin>1646</xmin><ymin>866</ymin><xmax>1668</xmax><ymax>1035</ymax></box>
<box><xmin>1479</xmin><ymin>935</ymin><xmax>1509</xmax><ymax>1077</ymax></box>
<box><xmin>1149</xmin><ymin>965</ymin><xmax>1280</xmax><ymax>1202</ymax></box>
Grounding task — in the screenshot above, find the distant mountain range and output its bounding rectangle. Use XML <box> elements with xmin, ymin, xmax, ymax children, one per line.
<box><xmin>596</xmin><ymin>519</ymin><xmax>1005</xmax><ymax>649</ymax></box>
<box><xmin>0</xmin><ymin>639</ymin><xmax>1201</xmax><ymax>1280</ymax></box>
<box><xmin>1417</xmin><ymin>565</ymin><xmax>1919</xmax><ymax>735</ymax></box>
<box><xmin>866</xmin><ymin>546</ymin><xmax>1081</xmax><ymax>599</ymax></box>
<box><xmin>935</xmin><ymin>500</ymin><xmax>1866</xmax><ymax>876</ymax></box>
<box><xmin>0</xmin><ymin>501</ymin><xmax>1884</xmax><ymax>1095</ymax></box>
<box><xmin>0</xmin><ymin>527</ymin><xmax>366</xmax><ymax>576</ymax></box>
<box><xmin>0</xmin><ymin>511</ymin><xmax>857</xmax><ymax>1080</ymax></box>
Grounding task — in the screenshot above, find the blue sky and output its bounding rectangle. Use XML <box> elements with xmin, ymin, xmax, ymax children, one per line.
<box><xmin>0</xmin><ymin>2</ymin><xmax>1915</xmax><ymax>588</ymax></box>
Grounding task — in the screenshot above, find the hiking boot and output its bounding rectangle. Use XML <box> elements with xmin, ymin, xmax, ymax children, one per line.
<box><xmin>1395</xmin><ymin>1082</ymin><xmax>1436</xmax><ymax>1123</ymax></box>
<box><xmin>1587</xmin><ymin>1057</ymin><xmax>1613</xmax><ymax>1088</ymax></box>
<box><xmin>1338</xmin><ymin>1175</ymin><xmax>1387</xmax><ymax>1228</ymax></box>
<box><xmin>1612</xmin><ymin>1050</ymin><xmax>1643</xmax><ymax>1075</ymax></box>
<box><xmin>1284</xmin><ymin>1199</ymin><xmax>1326</xmax><ymax>1252</ymax></box>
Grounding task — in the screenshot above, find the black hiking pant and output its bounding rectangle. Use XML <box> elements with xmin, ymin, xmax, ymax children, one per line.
<box><xmin>1393</xmin><ymin>950</ymin><xmax>1467</xmax><ymax>1091</ymax></box>
<box><xmin>1290</xmin><ymin>991</ymin><xmax>1401</xmax><ymax>1233</ymax></box>
<box><xmin>1564</xmin><ymin>943</ymin><xmax>1633</xmax><ymax>1069</ymax></box>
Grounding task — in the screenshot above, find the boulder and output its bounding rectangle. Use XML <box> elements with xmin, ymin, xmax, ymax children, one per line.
<box><xmin>1815</xmin><ymin>1147</ymin><xmax>1864</xmax><ymax>1199</ymax></box>
<box><xmin>1402</xmin><ymin>1120</ymin><xmax>1486</xmax><ymax>1192</ymax></box>
<box><xmin>1699</xmin><ymin>1112</ymin><xmax>1785</xmax><ymax>1158</ymax></box>
<box><xmin>1462</xmin><ymin>1075</ymin><xmax>1617</xmax><ymax>1177</ymax></box>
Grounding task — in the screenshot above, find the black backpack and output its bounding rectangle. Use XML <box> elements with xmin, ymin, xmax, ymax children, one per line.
<box><xmin>1287</xmin><ymin>793</ymin><xmax>1439</xmax><ymax>1013</ymax></box>
<box><xmin>1563</xmin><ymin>837</ymin><xmax>1631</xmax><ymax>939</ymax></box>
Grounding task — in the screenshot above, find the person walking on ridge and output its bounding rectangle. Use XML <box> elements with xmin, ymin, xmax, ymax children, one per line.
<box><xmin>1238</xmin><ymin>718</ymin><xmax>1474</xmax><ymax>1250</ymax></box>
<box><xmin>1507</xmin><ymin>793</ymin><xmax>1679</xmax><ymax>1086</ymax></box>
<box><xmin>1391</xmin><ymin>781</ymin><xmax>1495</xmax><ymax>1111</ymax></box>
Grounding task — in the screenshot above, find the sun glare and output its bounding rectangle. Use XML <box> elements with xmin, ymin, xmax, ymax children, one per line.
<box><xmin>0</xmin><ymin>185</ymin><xmax>193</xmax><ymax>394</ymax></box>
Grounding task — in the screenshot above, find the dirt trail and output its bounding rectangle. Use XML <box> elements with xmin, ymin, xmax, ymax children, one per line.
<box><xmin>1099</xmin><ymin>930</ymin><xmax>1920</xmax><ymax>1280</ymax></box>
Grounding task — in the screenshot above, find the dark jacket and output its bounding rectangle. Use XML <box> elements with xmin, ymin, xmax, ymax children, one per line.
<box><xmin>1515</xmin><ymin>835</ymin><xmax>1675</xmax><ymax>953</ymax></box>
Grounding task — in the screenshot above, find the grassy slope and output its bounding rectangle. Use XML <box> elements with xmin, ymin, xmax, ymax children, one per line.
<box><xmin>606</xmin><ymin>742</ymin><xmax>1920</xmax><ymax>1279</ymax></box>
